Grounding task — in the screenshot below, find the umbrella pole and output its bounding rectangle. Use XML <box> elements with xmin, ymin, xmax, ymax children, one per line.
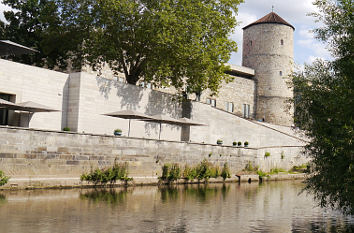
<box><xmin>159</xmin><ymin>123</ymin><xmax>162</xmax><ymax>140</ymax></box>
<box><xmin>28</xmin><ymin>111</ymin><xmax>30</xmax><ymax>128</ymax></box>
<box><xmin>128</xmin><ymin>119</ymin><xmax>131</xmax><ymax>137</ymax></box>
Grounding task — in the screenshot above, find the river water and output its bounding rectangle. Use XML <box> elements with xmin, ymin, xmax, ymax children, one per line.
<box><xmin>0</xmin><ymin>181</ymin><xmax>353</xmax><ymax>233</ymax></box>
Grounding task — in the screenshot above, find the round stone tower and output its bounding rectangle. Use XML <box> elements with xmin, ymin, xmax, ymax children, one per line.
<box><xmin>242</xmin><ymin>12</ymin><xmax>294</xmax><ymax>126</ymax></box>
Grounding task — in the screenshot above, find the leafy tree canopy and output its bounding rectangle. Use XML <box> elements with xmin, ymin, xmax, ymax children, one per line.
<box><xmin>292</xmin><ymin>0</ymin><xmax>353</xmax><ymax>215</ymax></box>
<box><xmin>1</xmin><ymin>0</ymin><xmax>243</xmax><ymax>95</ymax></box>
<box><xmin>0</xmin><ymin>0</ymin><xmax>86</xmax><ymax>70</ymax></box>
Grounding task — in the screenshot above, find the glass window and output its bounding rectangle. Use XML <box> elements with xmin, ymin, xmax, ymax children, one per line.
<box><xmin>211</xmin><ymin>99</ymin><xmax>216</xmax><ymax>107</ymax></box>
<box><xmin>206</xmin><ymin>98</ymin><xmax>211</xmax><ymax>105</ymax></box>
<box><xmin>281</xmin><ymin>39</ymin><xmax>284</xmax><ymax>45</ymax></box>
<box><xmin>243</xmin><ymin>104</ymin><xmax>250</xmax><ymax>118</ymax></box>
<box><xmin>225</xmin><ymin>102</ymin><xmax>234</xmax><ymax>112</ymax></box>
<box><xmin>279</xmin><ymin>71</ymin><xmax>283</xmax><ymax>76</ymax></box>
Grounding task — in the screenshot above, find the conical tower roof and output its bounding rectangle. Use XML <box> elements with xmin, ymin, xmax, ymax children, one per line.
<box><xmin>243</xmin><ymin>12</ymin><xmax>295</xmax><ymax>30</ymax></box>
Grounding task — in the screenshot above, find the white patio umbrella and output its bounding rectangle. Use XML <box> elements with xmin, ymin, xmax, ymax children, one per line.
<box><xmin>16</xmin><ymin>101</ymin><xmax>59</xmax><ymax>127</ymax></box>
<box><xmin>103</xmin><ymin>110</ymin><xmax>156</xmax><ymax>137</ymax></box>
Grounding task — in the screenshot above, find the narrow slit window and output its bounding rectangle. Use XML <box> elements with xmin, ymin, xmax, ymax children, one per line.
<box><xmin>281</xmin><ymin>39</ymin><xmax>284</xmax><ymax>45</ymax></box>
<box><xmin>279</xmin><ymin>71</ymin><xmax>283</xmax><ymax>76</ymax></box>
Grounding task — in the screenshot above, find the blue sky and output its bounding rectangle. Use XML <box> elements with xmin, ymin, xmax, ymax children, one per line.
<box><xmin>0</xmin><ymin>0</ymin><xmax>331</xmax><ymax>68</ymax></box>
<box><xmin>229</xmin><ymin>0</ymin><xmax>331</xmax><ymax>68</ymax></box>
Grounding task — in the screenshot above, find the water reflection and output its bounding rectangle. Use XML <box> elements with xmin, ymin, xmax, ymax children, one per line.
<box><xmin>0</xmin><ymin>182</ymin><xmax>352</xmax><ymax>233</ymax></box>
<box><xmin>80</xmin><ymin>188</ymin><xmax>130</xmax><ymax>204</ymax></box>
<box><xmin>0</xmin><ymin>193</ymin><xmax>6</xmax><ymax>204</ymax></box>
<box><xmin>159</xmin><ymin>184</ymin><xmax>231</xmax><ymax>203</ymax></box>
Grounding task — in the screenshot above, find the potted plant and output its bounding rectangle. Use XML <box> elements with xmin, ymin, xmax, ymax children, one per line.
<box><xmin>114</xmin><ymin>129</ymin><xmax>122</xmax><ymax>136</ymax></box>
<box><xmin>63</xmin><ymin>127</ymin><xmax>70</xmax><ymax>132</ymax></box>
<box><xmin>217</xmin><ymin>139</ymin><xmax>223</xmax><ymax>145</ymax></box>
<box><xmin>244</xmin><ymin>141</ymin><xmax>249</xmax><ymax>147</ymax></box>
<box><xmin>232</xmin><ymin>141</ymin><xmax>237</xmax><ymax>146</ymax></box>
<box><xmin>237</xmin><ymin>141</ymin><xmax>242</xmax><ymax>147</ymax></box>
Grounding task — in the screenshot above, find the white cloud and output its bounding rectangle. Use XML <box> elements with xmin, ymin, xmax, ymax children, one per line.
<box><xmin>229</xmin><ymin>0</ymin><xmax>330</xmax><ymax>66</ymax></box>
<box><xmin>0</xmin><ymin>3</ymin><xmax>12</xmax><ymax>22</ymax></box>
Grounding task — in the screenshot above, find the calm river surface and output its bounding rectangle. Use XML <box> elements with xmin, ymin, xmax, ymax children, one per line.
<box><xmin>0</xmin><ymin>181</ymin><xmax>353</xmax><ymax>233</ymax></box>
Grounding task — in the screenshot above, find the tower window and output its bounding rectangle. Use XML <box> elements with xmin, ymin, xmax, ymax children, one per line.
<box><xmin>281</xmin><ymin>39</ymin><xmax>284</xmax><ymax>45</ymax></box>
<box><xmin>250</xmin><ymin>40</ymin><xmax>252</xmax><ymax>46</ymax></box>
<box><xmin>279</xmin><ymin>71</ymin><xmax>283</xmax><ymax>76</ymax></box>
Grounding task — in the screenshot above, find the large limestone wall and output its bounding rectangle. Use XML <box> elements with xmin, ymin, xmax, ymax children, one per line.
<box><xmin>242</xmin><ymin>24</ymin><xmax>294</xmax><ymax>126</ymax></box>
<box><xmin>0</xmin><ymin>59</ymin><xmax>69</xmax><ymax>131</ymax></box>
<box><xmin>188</xmin><ymin>101</ymin><xmax>305</xmax><ymax>147</ymax></box>
<box><xmin>66</xmin><ymin>72</ymin><xmax>183</xmax><ymax>141</ymax></box>
<box><xmin>0</xmin><ymin>126</ymin><xmax>308</xmax><ymax>187</ymax></box>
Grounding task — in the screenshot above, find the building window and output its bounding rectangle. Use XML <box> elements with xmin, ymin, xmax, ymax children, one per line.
<box><xmin>250</xmin><ymin>40</ymin><xmax>253</xmax><ymax>46</ymax></box>
<box><xmin>243</xmin><ymin>104</ymin><xmax>250</xmax><ymax>118</ymax></box>
<box><xmin>279</xmin><ymin>71</ymin><xmax>283</xmax><ymax>76</ymax></box>
<box><xmin>281</xmin><ymin>39</ymin><xmax>284</xmax><ymax>45</ymax></box>
<box><xmin>207</xmin><ymin>98</ymin><xmax>216</xmax><ymax>107</ymax></box>
<box><xmin>225</xmin><ymin>102</ymin><xmax>234</xmax><ymax>113</ymax></box>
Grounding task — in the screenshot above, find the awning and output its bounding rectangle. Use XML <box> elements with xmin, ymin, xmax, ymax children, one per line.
<box><xmin>0</xmin><ymin>40</ymin><xmax>38</xmax><ymax>56</ymax></box>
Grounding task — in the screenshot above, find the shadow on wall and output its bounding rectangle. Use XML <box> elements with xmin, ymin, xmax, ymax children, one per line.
<box><xmin>61</xmin><ymin>78</ymin><xmax>69</xmax><ymax>129</ymax></box>
<box><xmin>144</xmin><ymin>88</ymin><xmax>182</xmax><ymax>133</ymax></box>
<box><xmin>95</xmin><ymin>76</ymin><xmax>144</xmax><ymax>110</ymax></box>
<box><xmin>95</xmin><ymin>76</ymin><xmax>183</xmax><ymax>137</ymax></box>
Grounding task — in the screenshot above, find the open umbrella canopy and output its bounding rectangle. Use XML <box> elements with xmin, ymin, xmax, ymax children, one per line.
<box><xmin>103</xmin><ymin>110</ymin><xmax>155</xmax><ymax>120</ymax></box>
<box><xmin>16</xmin><ymin>101</ymin><xmax>59</xmax><ymax>112</ymax></box>
<box><xmin>148</xmin><ymin>114</ymin><xmax>184</xmax><ymax>125</ymax></box>
<box><xmin>178</xmin><ymin>117</ymin><xmax>208</xmax><ymax>126</ymax></box>
<box><xmin>0</xmin><ymin>40</ymin><xmax>38</xmax><ymax>56</ymax></box>
<box><xmin>0</xmin><ymin>98</ymin><xmax>18</xmax><ymax>109</ymax></box>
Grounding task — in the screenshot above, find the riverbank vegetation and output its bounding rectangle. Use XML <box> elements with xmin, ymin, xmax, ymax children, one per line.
<box><xmin>0</xmin><ymin>171</ymin><xmax>9</xmax><ymax>187</ymax></box>
<box><xmin>241</xmin><ymin>161</ymin><xmax>308</xmax><ymax>178</ymax></box>
<box><xmin>159</xmin><ymin>160</ymin><xmax>231</xmax><ymax>184</ymax></box>
<box><xmin>80</xmin><ymin>162</ymin><xmax>132</xmax><ymax>186</ymax></box>
<box><xmin>292</xmin><ymin>0</ymin><xmax>353</xmax><ymax>214</ymax></box>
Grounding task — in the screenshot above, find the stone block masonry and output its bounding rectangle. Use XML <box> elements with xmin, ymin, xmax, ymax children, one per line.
<box><xmin>0</xmin><ymin>126</ymin><xmax>308</xmax><ymax>188</ymax></box>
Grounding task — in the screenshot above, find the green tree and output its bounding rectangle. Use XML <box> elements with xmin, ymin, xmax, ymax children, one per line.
<box><xmin>77</xmin><ymin>0</ymin><xmax>242</xmax><ymax>94</ymax></box>
<box><xmin>292</xmin><ymin>0</ymin><xmax>353</xmax><ymax>214</ymax></box>
<box><xmin>0</xmin><ymin>0</ymin><xmax>86</xmax><ymax>70</ymax></box>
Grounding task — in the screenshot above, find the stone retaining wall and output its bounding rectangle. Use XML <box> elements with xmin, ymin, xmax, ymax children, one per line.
<box><xmin>0</xmin><ymin>126</ymin><xmax>308</xmax><ymax>188</ymax></box>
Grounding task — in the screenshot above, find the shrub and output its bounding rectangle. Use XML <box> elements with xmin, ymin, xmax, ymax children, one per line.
<box><xmin>232</xmin><ymin>141</ymin><xmax>237</xmax><ymax>146</ymax></box>
<box><xmin>114</xmin><ymin>129</ymin><xmax>122</xmax><ymax>133</ymax></box>
<box><xmin>237</xmin><ymin>141</ymin><xmax>242</xmax><ymax>146</ymax></box>
<box><xmin>160</xmin><ymin>163</ymin><xmax>181</xmax><ymax>182</ymax></box>
<box><xmin>210</xmin><ymin>165</ymin><xmax>221</xmax><ymax>178</ymax></box>
<box><xmin>257</xmin><ymin>170</ymin><xmax>268</xmax><ymax>178</ymax></box>
<box><xmin>269</xmin><ymin>168</ymin><xmax>286</xmax><ymax>174</ymax></box>
<box><xmin>289</xmin><ymin>164</ymin><xmax>308</xmax><ymax>173</ymax></box>
<box><xmin>244</xmin><ymin>141</ymin><xmax>249</xmax><ymax>146</ymax></box>
<box><xmin>196</xmin><ymin>159</ymin><xmax>212</xmax><ymax>182</ymax></box>
<box><xmin>182</xmin><ymin>165</ymin><xmax>197</xmax><ymax>181</ymax></box>
<box><xmin>168</xmin><ymin>163</ymin><xmax>181</xmax><ymax>182</ymax></box>
<box><xmin>0</xmin><ymin>170</ymin><xmax>9</xmax><ymax>186</ymax></box>
<box><xmin>80</xmin><ymin>162</ymin><xmax>132</xmax><ymax>185</ymax></box>
<box><xmin>221</xmin><ymin>163</ymin><xmax>231</xmax><ymax>181</ymax></box>
<box><xmin>264</xmin><ymin>152</ymin><xmax>271</xmax><ymax>158</ymax></box>
<box><xmin>242</xmin><ymin>161</ymin><xmax>259</xmax><ymax>173</ymax></box>
<box><xmin>216</xmin><ymin>139</ymin><xmax>223</xmax><ymax>145</ymax></box>
<box><xmin>63</xmin><ymin>127</ymin><xmax>71</xmax><ymax>131</ymax></box>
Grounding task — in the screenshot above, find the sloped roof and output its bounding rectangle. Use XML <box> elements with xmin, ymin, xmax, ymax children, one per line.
<box><xmin>243</xmin><ymin>12</ymin><xmax>295</xmax><ymax>30</ymax></box>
